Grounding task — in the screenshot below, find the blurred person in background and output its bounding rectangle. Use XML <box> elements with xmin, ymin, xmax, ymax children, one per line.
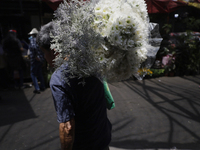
<box><xmin>0</xmin><ymin>37</ymin><xmax>8</xmax><ymax>90</ymax></box>
<box><xmin>2</xmin><ymin>29</ymin><xmax>26</xmax><ymax>89</ymax></box>
<box><xmin>28</xmin><ymin>28</ymin><xmax>45</xmax><ymax>94</ymax></box>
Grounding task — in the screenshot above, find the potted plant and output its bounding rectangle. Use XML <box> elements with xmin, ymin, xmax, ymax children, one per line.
<box><xmin>159</xmin><ymin>38</ymin><xmax>177</xmax><ymax>76</ymax></box>
<box><xmin>163</xmin><ymin>53</ymin><xmax>176</xmax><ymax>76</ymax></box>
<box><xmin>175</xmin><ymin>31</ymin><xmax>200</xmax><ymax>75</ymax></box>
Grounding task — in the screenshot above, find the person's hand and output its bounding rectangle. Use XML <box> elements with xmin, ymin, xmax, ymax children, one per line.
<box><xmin>35</xmin><ymin>57</ymin><xmax>41</xmax><ymax>62</ymax></box>
<box><xmin>59</xmin><ymin>118</ymin><xmax>75</xmax><ymax>150</ymax></box>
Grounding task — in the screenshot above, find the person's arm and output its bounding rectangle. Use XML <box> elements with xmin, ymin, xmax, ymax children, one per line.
<box><xmin>59</xmin><ymin>118</ymin><xmax>75</xmax><ymax>150</ymax></box>
<box><xmin>17</xmin><ymin>39</ymin><xmax>24</xmax><ymax>52</ymax></box>
<box><xmin>20</xmin><ymin>47</ymin><xmax>24</xmax><ymax>52</ymax></box>
<box><xmin>50</xmin><ymin>72</ymin><xmax>75</xmax><ymax>150</ymax></box>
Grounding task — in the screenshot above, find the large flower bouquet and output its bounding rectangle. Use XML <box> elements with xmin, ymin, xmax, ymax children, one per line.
<box><xmin>50</xmin><ymin>0</ymin><xmax>162</xmax><ymax>83</ymax></box>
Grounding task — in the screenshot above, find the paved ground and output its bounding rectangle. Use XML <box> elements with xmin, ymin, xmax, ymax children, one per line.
<box><xmin>0</xmin><ymin>75</ymin><xmax>200</xmax><ymax>150</ymax></box>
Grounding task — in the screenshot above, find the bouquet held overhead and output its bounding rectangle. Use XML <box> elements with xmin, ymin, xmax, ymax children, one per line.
<box><xmin>48</xmin><ymin>0</ymin><xmax>162</xmax><ymax>83</ymax></box>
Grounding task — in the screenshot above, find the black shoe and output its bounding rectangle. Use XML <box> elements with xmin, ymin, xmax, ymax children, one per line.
<box><xmin>33</xmin><ymin>90</ymin><xmax>40</xmax><ymax>94</ymax></box>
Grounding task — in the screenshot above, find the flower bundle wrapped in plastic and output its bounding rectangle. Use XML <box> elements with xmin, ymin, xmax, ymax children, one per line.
<box><xmin>50</xmin><ymin>0</ymin><xmax>162</xmax><ymax>83</ymax></box>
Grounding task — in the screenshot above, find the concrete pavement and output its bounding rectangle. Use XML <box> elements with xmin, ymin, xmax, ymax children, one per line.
<box><xmin>0</xmin><ymin>75</ymin><xmax>200</xmax><ymax>150</ymax></box>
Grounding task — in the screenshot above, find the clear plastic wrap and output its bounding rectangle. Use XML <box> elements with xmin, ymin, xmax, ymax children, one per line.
<box><xmin>135</xmin><ymin>23</ymin><xmax>163</xmax><ymax>80</ymax></box>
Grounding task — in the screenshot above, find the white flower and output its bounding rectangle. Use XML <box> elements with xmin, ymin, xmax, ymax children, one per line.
<box><xmin>50</xmin><ymin>0</ymin><xmax>161</xmax><ymax>83</ymax></box>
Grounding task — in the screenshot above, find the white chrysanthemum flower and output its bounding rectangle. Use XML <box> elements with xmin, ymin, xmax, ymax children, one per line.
<box><xmin>136</xmin><ymin>47</ymin><xmax>148</xmax><ymax>60</ymax></box>
<box><xmin>49</xmin><ymin>0</ymin><xmax>161</xmax><ymax>83</ymax></box>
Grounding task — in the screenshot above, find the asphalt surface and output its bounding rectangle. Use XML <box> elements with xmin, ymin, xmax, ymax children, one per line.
<box><xmin>0</xmin><ymin>75</ymin><xmax>200</xmax><ymax>150</ymax></box>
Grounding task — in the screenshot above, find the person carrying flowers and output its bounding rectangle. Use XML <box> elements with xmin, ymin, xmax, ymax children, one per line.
<box><xmin>37</xmin><ymin>0</ymin><xmax>161</xmax><ymax>149</ymax></box>
<box><xmin>37</xmin><ymin>21</ymin><xmax>112</xmax><ymax>150</ymax></box>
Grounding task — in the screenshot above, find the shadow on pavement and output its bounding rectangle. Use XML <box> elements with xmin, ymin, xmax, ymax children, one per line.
<box><xmin>0</xmin><ymin>89</ymin><xmax>37</xmax><ymax>126</ymax></box>
<box><xmin>110</xmin><ymin>140</ymin><xmax>200</xmax><ymax>149</ymax></box>
<box><xmin>0</xmin><ymin>87</ymin><xmax>60</xmax><ymax>150</ymax></box>
<box><xmin>109</xmin><ymin>76</ymin><xmax>200</xmax><ymax>149</ymax></box>
<box><xmin>181</xmin><ymin>75</ymin><xmax>200</xmax><ymax>85</ymax></box>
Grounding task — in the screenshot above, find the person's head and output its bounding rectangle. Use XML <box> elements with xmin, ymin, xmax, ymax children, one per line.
<box><xmin>28</xmin><ymin>28</ymin><xmax>38</xmax><ymax>38</ymax></box>
<box><xmin>40</xmin><ymin>46</ymin><xmax>55</xmax><ymax>67</ymax></box>
<box><xmin>7</xmin><ymin>29</ymin><xmax>17</xmax><ymax>38</ymax></box>
<box><xmin>37</xmin><ymin>22</ymin><xmax>56</xmax><ymax>67</ymax></box>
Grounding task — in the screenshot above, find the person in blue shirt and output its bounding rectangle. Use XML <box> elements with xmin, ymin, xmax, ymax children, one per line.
<box><xmin>37</xmin><ymin>22</ymin><xmax>111</xmax><ymax>150</ymax></box>
<box><xmin>28</xmin><ymin>28</ymin><xmax>46</xmax><ymax>94</ymax></box>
